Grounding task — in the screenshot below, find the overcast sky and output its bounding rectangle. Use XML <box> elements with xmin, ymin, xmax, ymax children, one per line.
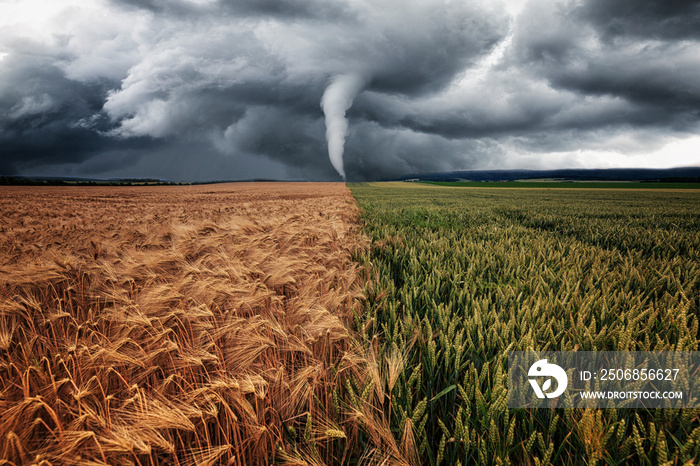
<box><xmin>1</xmin><ymin>0</ymin><xmax>699</xmax><ymax>181</ymax></box>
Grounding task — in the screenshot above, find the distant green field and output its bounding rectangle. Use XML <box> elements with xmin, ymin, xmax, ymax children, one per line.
<box><xmin>422</xmin><ymin>181</ymin><xmax>700</xmax><ymax>189</ymax></box>
<box><xmin>349</xmin><ymin>183</ymin><xmax>700</xmax><ymax>465</ymax></box>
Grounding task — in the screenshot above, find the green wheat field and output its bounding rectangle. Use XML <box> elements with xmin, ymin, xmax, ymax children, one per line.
<box><xmin>349</xmin><ymin>182</ymin><xmax>700</xmax><ymax>465</ymax></box>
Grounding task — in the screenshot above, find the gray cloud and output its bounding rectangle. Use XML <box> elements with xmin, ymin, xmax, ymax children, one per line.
<box><xmin>0</xmin><ymin>52</ymin><xmax>155</xmax><ymax>175</ymax></box>
<box><xmin>577</xmin><ymin>0</ymin><xmax>700</xmax><ymax>41</ymax></box>
<box><xmin>549</xmin><ymin>42</ymin><xmax>700</xmax><ymax>117</ymax></box>
<box><xmin>507</xmin><ymin>0</ymin><xmax>700</xmax><ymax>138</ymax></box>
<box><xmin>0</xmin><ymin>0</ymin><xmax>698</xmax><ymax>181</ymax></box>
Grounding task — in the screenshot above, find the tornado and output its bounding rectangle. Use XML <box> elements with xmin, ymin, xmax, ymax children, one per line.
<box><xmin>321</xmin><ymin>73</ymin><xmax>366</xmax><ymax>180</ymax></box>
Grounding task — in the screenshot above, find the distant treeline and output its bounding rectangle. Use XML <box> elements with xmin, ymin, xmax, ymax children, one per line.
<box><xmin>661</xmin><ymin>176</ymin><xmax>700</xmax><ymax>183</ymax></box>
<box><xmin>0</xmin><ymin>177</ymin><xmax>189</xmax><ymax>186</ymax></box>
<box><xmin>396</xmin><ymin>167</ymin><xmax>700</xmax><ymax>183</ymax></box>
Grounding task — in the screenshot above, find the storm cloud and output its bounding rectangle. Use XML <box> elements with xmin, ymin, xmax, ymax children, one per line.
<box><xmin>0</xmin><ymin>0</ymin><xmax>698</xmax><ymax>180</ymax></box>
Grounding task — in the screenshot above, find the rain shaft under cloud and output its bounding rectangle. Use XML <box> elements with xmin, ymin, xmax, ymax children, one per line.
<box><xmin>0</xmin><ymin>0</ymin><xmax>698</xmax><ymax>180</ymax></box>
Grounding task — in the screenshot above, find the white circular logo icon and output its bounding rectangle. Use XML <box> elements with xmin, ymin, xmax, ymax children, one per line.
<box><xmin>528</xmin><ymin>359</ymin><xmax>568</xmax><ymax>399</ymax></box>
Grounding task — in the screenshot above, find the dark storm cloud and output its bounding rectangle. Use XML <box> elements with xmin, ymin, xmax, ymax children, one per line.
<box><xmin>0</xmin><ymin>52</ymin><xmax>155</xmax><ymax>174</ymax></box>
<box><xmin>352</xmin><ymin>0</ymin><xmax>699</xmax><ymax>161</ymax></box>
<box><xmin>550</xmin><ymin>46</ymin><xmax>700</xmax><ymax>118</ymax></box>
<box><xmin>110</xmin><ymin>0</ymin><xmax>351</xmax><ymax>20</ymax></box>
<box><xmin>577</xmin><ymin>0</ymin><xmax>700</xmax><ymax>40</ymax></box>
<box><xmin>343</xmin><ymin>120</ymin><xmax>505</xmax><ymax>180</ymax></box>
<box><xmin>1</xmin><ymin>0</ymin><xmax>698</xmax><ymax>181</ymax></box>
<box><xmin>218</xmin><ymin>106</ymin><xmax>331</xmax><ymax>170</ymax></box>
<box><xmin>107</xmin><ymin>0</ymin><xmax>211</xmax><ymax>16</ymax></box>
<box><xmin>219</xmin><ymin>0</ymin><xmax>352</xmax><ymax>20</ymax></box>
<box><xmin>507</xmin><ymin>0</ymin><xmax>700</xmax><ymax>140</ymax></box>
<box><xmin>94</xmin><ymin>0</ymin><xmax>511</xmax><ymax>179</ymax></box>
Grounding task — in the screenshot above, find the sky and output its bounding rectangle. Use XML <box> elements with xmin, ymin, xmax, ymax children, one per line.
<box><xmin>0</xmin><ymin>0</ymin><xmax>699</xmax><ymax>181</ymax></box>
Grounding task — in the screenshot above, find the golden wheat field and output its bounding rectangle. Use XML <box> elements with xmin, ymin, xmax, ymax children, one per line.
<box><xmin>0</xmin><ymin>183</ymin><xmax>403</xmax><ymax>465</ymax></box>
